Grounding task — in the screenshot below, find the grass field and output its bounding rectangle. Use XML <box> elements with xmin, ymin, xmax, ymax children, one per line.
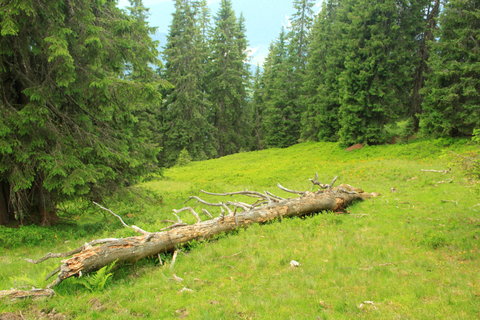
<box><xmin>1</xmin><ymin>139</ymin><xmax>479</xmax><ymax>319</ymax></box>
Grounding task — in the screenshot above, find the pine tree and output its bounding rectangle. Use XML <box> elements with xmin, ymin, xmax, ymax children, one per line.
<box><xmin>288</xmin><ymin>0</ymin><xmax>315</xmax><ymax>67</ymax></box>
<box><xmin>208</xmin><ymin>0</ymin><xmax>250</xmax><ymax>156</ymax></box>
<box><xmin>336</xmin><ymin>0</ymin><xmax>422</xmax><ymax>146</ymax></box>
<box><xmin>250</xmin><ymin>66</ymin><xmax>266</xmax><ymax>149</ymax></box>
<box><xmin>160</xmin><ymin>0</ymin><xmax>217</xmax><ymax>166</ymax></box>
<box><xmin>0</xmin><ymin>0</ymin><xmax>164</xmax><ymax>225</ymax></box>
<box><xmin>420</xmin><ymin>0</ymin><xmax>480</xmax><ymax>136</ymax></box>
<box><xmin>410</xmin><ymin>0</ymin><xmax>441</xmax><ymax>131</ymax></box>
<box><xmin>262</xmin><ymin>29</ymin><xmax>299</xmax><ymax>148</ymax></box>
<box><xmin>301</xmin><ymin>0</ymin><xmax>342</xmax><ymax>141</ymax></box>
<box><xmin>283</xmin><ymin>0</ymin><xmax>315</xmax><ymax>144</ymax></box>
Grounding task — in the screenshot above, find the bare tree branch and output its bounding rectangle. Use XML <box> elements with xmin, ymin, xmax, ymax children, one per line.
<box><xmin>93</xmin><ymin>202</ymin><xmax>150</xmax><ymax>235</ymax></box>
<box><xmin>173</xmin><ymin>207</ymin><xmax>202</xmax><ymax>223</ymax></box>
<box><xmin>200</xmin><ymin>190</ymin><xmax>269</xmax><ymax>200</ymax></box>
<box><xmin>188</xmin><ymin>196</ymin><xmax>224</xmax><ymax>207</ymax></box>
<box><xmin>421</xmin><ymin>169</ymin><xmax>450</xmax><ymax>174</ymax></box>
<box><xmin>277</xmin><ymin>184</ymin><xmax>306</xmax><ymax>195</ymax></box>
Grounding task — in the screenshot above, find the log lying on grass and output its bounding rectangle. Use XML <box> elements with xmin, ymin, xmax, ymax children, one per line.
<box><xmin>20</xmin><ymin>176</ymin><xmax>378</xmax><ymax>291</ymax></box>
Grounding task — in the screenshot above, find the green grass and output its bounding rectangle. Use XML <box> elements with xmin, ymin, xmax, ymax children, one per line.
<box><xmin>1</xmin><ymin>139</ymin><xmax>479</xmax><ymax>319</ymax></box>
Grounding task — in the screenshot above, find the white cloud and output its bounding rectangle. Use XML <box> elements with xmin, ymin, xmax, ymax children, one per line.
<box><xmin>246</xmin><ymin>46</ymin><xmax>268</xmax><ymax>67</ymax></box>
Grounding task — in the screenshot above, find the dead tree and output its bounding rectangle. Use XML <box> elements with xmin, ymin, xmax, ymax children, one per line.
<box><xmin>2</xmin><ymin>176</ymin><xmax>378</xmax><ymax>297</ymax></box>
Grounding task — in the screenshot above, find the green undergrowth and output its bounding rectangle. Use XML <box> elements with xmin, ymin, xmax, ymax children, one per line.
<box><xmin>1</xmin><ymin>139</ymin><xmax>479</xmax><ymax>319</ymax></box>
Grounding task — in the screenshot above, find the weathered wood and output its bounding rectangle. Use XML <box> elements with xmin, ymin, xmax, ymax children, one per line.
<box><xmin>0</xmin><ymin>288</ymin><xmax>55</xmax><ymax>300</ymax></box>
<box><xmin>25</xmin><ymin>181</ymin><xmax>377</xmax><ymax>289</ymax></box>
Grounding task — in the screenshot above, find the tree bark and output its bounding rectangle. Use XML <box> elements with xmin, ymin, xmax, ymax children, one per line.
<box><xmin>0</xmin><ymin>181</ymin><xmax>12</xmax><ymax>226</ymax></box>
<box><xmin>26</xmin><ymin>182</ymin><xmax>378</xmax><ymax>288</ymax></box>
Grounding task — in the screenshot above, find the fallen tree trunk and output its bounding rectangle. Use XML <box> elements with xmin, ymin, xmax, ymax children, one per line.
<box><xmin>23</xmin><ymin>177</ymin><xmax>378</xmax><ymax>290</ymax></box>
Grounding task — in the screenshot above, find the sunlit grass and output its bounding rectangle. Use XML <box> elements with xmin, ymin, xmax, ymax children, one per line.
<box><xmin>1</xmin><ymin>139</ymin><xmax>479</xmax><ymax>319</ymax></box>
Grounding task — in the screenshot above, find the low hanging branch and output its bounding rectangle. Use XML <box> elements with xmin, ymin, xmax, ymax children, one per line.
<box><xmin>2</xmin><ymin>175</ymin><xmax>378</xmax><ymax>298</ymax></box>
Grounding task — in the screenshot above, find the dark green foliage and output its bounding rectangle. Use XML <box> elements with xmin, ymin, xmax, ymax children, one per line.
<box><xmin>287</xmin><ymin>0</ymin><xmax>315</xmax><ymax>141</ymax></box>
<box><xmin>337</xmin><ymin>0</ymin><xmax>423</xmax><ymax>147</ymax></box>
<box><xmin>160</xmin><ymin>0</ymin><xmax>217</xmax><ymax>166</ymax></box>
<box><xmin>262</xmin><ymin>0</ymin><xmax>315</xmax><ymax>148</ymax></box>
<box><xmin>301</xmin><ymin>0</ymin><xmax>342</xmax><ymax>141</ymax></box>
<box><xmin>250</xmin><ymin>66</ymin><xmax>266</xmax><ymax>149</ymax></box>
<box><xmin>0</xmin><ymin>0</ymin><xmax>164</xmax><ymax>225</ymax></box>
<box><xmin>208</xmin><ymin>0</ymin><xmax>250</xmax><ymax>156</ymax></box>
<box><xmin>420</xmin><ymin>0</ymin><xmax>480</xmax><ymax>137</ymax></box>
<box><xmin>300</xmin><ymin>0</ymin><xmax>438</xmax><ymax>145</ymax></box>
<box><xmin>262</xmin><ymin>30</ymin><xmax>300</xmax><ymax>148</ymax></box>
<box><xmin>409</xmin><ymin>0</ymin><xmax>441</xmax><ymax>130</ymax></box>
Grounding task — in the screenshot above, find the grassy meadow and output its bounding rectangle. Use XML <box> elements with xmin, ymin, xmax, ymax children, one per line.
<box><xmin>0</xmin><ymin>139</ymin><xmax>479</xmax><ymax>319</ymax></box>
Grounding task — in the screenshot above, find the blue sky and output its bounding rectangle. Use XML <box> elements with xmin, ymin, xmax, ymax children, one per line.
<box><xmin>118</xmin><ymin>0</ymin><xmax>322</xmax><ymax>66</ymax></box>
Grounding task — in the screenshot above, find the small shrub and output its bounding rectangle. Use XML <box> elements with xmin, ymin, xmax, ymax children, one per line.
<box><xmin>472</xmin><ymin>129</ymin><xmax>480</xmax><ymax>144</ymax></box>
<box><xmin>175</xmin><ymin>148</ymin><xmax>192</xmax><ymax>167</ymax></box>
<box><xmin>384</xmin><ymin>119</ymin><xmax>416</xmax><ymax>143</ymax></box>
<box><xmin>450</xmin><ymin>151</ymin><xmax>480</xmax><ymax>180</ymax></box>
<box><xmin>421</xmin><ymin>232</ymin><xmax>448</xmax><ymax>249</ymax></box>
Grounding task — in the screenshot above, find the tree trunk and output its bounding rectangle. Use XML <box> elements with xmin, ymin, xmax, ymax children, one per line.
<box><xmin>38</xmin><ymin>187</ymin><xmax>58</xmax><ymax>226</ymax></box>
<box><xmin>0</xmin><ymin>181</ymin><xmax>12</xmax><ymax>226</ymax></box>
<box><xmin>27</xmin><ymin>182</ymin><xmax>378</xmax><ymax>288</ymax></box>
<box><xmin>410</xmin><ymin>0</ymin><xmax>441</xmax><ymax>130</ymax></box>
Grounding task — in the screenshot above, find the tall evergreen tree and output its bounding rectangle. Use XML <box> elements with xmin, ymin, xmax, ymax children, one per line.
<box><xmin>420</xmin><ymin>0</ymin><xmax>480</xmax><ymax>136</ymax></box>
<box><xmin>337</xmin><ymin>0</ymin><xmax>422</xmax><ymax>146</ymax></box>
<box><xmin>250</xmin><ymin>66</ymin><xmax>266</xmax><ymax>149</ymax></box>
<box><xmin>283</xmin><ymin>0</ymin><xmax>315</xmax><ymax>143</ymax></box>
<box><xmin>301</xmin><ymin>0</ymin><xmax>343</xmax><ymax>141</ymax></box>
<box><xmin>409</xmin><ymin>0</ymin><xmax>441</xmax><ymax>130</ymax></box>
<box><xmin>160</xmin><ymin>0</ymin><xmax>217</xmax><ymax>166</ymax></box>
<box><xmin>0</xmin><ymin>0</ymin><xmax>164</xmax><ymax>225</ymax></box>
<box><xmin>288</xmin><ymin>0</ymin><xmax>315</xmax><ymax>65</ymax></box>
<box><xmin>262</xmin><ymin>29</ymin><xmax>299</xmax><ymax>148</ymax></box>
<box><xmin>208</xmin><ymin>0</ymin><xmax>249</xmax><ymax>156</ymax></box>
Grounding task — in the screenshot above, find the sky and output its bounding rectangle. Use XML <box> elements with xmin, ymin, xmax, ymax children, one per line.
<box><xmin>118</xmin><ymin>0</ymin><xmax>322</xmax><ymax>66</ymax></box>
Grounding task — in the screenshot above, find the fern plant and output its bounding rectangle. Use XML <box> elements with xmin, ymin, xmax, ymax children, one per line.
<box><xmin>71</xmin><ymin>260</ymin><xmax>117</xmax><ymax>292</ymax></box>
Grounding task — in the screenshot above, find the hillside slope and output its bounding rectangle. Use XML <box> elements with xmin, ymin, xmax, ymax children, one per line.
<box><xmin>1</xmin><ymin>140</ymin><xmax>479</xmax><ymax>319</ymax></box>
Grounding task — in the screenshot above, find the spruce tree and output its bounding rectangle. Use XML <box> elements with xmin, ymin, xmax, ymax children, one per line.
<box><xmin>336</xmin><ymin>0</ymin><xmax>422</xmax><ymax>146</ymax></box>
<box><xmin>410</xmin><ymin>0</ymin><xmax>441</xmax><ymax>131</ymax></box>
<box><xmin>262</xmin><ymin>29</ymin><xmax>299</xmax><ymax>148</ymax></box>
<box><xmin>284</xmin><ymin>0</ymin><xmax>315</xmax><ymax>143</ymax></box>
<box><xmin>0</xmin><ymin>0</ymin><xmax>164</xmax><ymax>225</ymax></box>
<box><xmin>208</xmin><ymin>0</ymin><xmax>250</xmax><ymax>156</ymax></box>
<box><xmin>250</xmin><ymin>66</ymin><xmax>266</xmax><ymax>150</ymax></box>
<box><xmin>420</xmin><ymin>0</ymin><xmax>480</xmax><ymax>136</ymax></box>
<box><xmin>301</xmin><ymin>0</ymin><xmax>342</xmax><ymax>141</ymax></box>
<box><xmin>160</xmin><ymin>0</ymin><xmax>217</xmax><ymax>166</ymax></box>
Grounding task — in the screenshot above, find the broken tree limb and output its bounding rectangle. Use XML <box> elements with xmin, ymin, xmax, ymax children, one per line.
<box><xmin>421</xmin><ymin>169</ymin><xmax>451</xmax><ymax>174</ymax></box>
<box><xmin>0</xmin><ymin>288</ymin><xmax>55</xmax><ymax>300</ymax></box>
<box><xmin>24</xmin><ymin>180</ymin><xmax>377</xmax><ymax>289</ymax></box>
<box><xmin>93</xmin><ymin>201</ymin><xmax>150</xmax><ymax>235</ymax></box>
